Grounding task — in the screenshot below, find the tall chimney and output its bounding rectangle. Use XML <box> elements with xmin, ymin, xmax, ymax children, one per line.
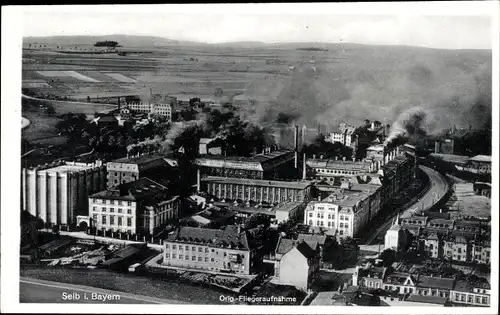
<box><xmin>302</xmin><ymin>153</ymin><xmax>307</xmax><ymax>180</ymax></box>
<box><xmin>196</xmin><ymin>167</ymin><xmax>201</xmax><ymax>193</ymax></box>
<box><xmin>313</xmin><ymin>154</ymin><xmax>316</xmax><ymax>159</ymax></box>
<box><xmin>294</xmin><ymin>125</ymin><xmax>299</xmax><ymax>169</ymax></box>
<box><xmin>343</xmin><ymin>157</ymin><xmax>346</xmax><ymax>161</ymax></box>
<box><xmin>320</xmin><ymin>155</ymin><xmax>324</xmax><ymax>160</ymax></box>
<box><xmin>435</xmin><ymin>141</ymin><xmax>440</xmax><ymax>153</ymax></box>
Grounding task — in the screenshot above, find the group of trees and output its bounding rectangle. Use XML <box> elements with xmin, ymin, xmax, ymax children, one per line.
<box><xmin>94</xmin><ymin>41</ymin><xmax>120</xmax><ymax>47</ymax></box>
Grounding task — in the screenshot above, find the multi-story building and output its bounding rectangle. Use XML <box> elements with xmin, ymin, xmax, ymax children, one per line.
<box><xmin>326</xmin><ymin>122</ymin><xmax>358</xmax><ymax>147</ymax></box>
<box><xmin>21</xmin><ymin>161</ymin><xmax>106</xmax><ymax>227</ymax></box>
<box><xmin>106</xmin><ymin>154</ymin><xmax>172</xmax><ymax>189</ymax></box>
<box><xmin>303</xmin><ymin>182</ymin><xmax>382</xmax><ymax>238</ymax></box>
<box><xmin>162</xmin><ymin>225</ymin><xmax>258</xmax><ymax>275</ymax></box>
<box><xmin>354</xmin><ymin>266</ymin><xmax>455</xmax><ymax>299</ymax></box>
<box><xmin>201</xmin><ymin>176</ymin><xmax>315</xmax><ymax>205</ymax></box>
<box><xmin>195</xmin><ymin>149</ymin><xmax>296</xmax><ymax>181</ymax></box>
<box><xmin>126</xmin><ymin>102</ymin><xmax>173</xmax><ymax>120</ymax></box>
<box><xmin>88</xmin><ymin>177</ymin><xmax>179</xmax><ymax>235</ymax></box>
<box><xmin>274</xmin><ymin>238</ymin><xmax>320</xmax><ymax>291</ymax></box>
<box><xmin>450</xmin><ymin>280</ymin><xmax>491</xmax><ymax>306</ymax></box>
<box><xmin>472</xmin><ymin>239</ymin><xmax>491</xmax><ymax>264</ymax></box>
<box><xmin>305</xmin><ymin>157</ymin><xmax>379</xmax><ymax>183</ymax></box>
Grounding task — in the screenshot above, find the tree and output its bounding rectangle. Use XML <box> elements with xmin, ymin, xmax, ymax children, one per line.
<box><xmin>379</xmin><ymin>248</ymin><xmax>397</xmax><ymax>267</ymax></box>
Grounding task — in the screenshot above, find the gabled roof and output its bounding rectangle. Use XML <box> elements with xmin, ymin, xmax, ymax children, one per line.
<box><xmin>405</xmin><ymin>294</ymin><xmax>447</xmax><ymax>305</ymax></box>
<box><xmin>417</xmin><ymin>275</ymin><xmax>455</xmax><ymax>290</ymax></box>
<box><xmin>276</xmin><ymin>237</ymin><xmax>318</xmax><ymax>256</ymax></box>
<box><xmin>294</xmin><ymin>241</ymin><xmax>317</xmax><ymax>259</ymax></box>
<box><xmin>297</xmin><ymin>233</ymin><xmax>328</xmax><ymax>246</ymax></box>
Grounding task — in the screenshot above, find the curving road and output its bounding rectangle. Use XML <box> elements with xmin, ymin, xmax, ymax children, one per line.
<box><xmin>366</xmin><ymin>165</ymin><xmax>449</xmax><ymax>245</ymax></box>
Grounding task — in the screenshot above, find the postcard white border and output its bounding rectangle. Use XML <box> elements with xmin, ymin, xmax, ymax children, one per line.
<box><xmin>2</xmin><ymin>2</ymin><xmax>499</xmax><ymax>314</ymax></box>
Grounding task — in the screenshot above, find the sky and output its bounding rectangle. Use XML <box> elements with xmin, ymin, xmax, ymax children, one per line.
<box><xmin>20</xmin><ymin>3</ymin><xmax>494</xmax><ymax>50</ymax></box>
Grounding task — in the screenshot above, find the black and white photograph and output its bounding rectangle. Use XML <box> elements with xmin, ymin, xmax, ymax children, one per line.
<box><xmin>1</xmin><ymin>2</ymin><xmax>498</xmax><ymax>313</ymax></box>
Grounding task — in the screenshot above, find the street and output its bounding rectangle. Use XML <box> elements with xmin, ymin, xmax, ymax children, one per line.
<box><xmin>19</xmin><ymin>277</ymin><xmax>187</xmax><ymax>304</ymax></box>
<box><xmin>366</xmin><ymin>165</ymin><xmax>449</xmax><ymax>245</ymax></box>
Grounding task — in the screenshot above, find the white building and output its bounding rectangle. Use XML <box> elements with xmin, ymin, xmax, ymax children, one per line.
<box><xmin>384</xmin><ymin>214</ymin><xmax>408</xmax><ymax>251</ymax></box>
<box><xmin>326</xmin><ymin>122</ymin><xmax>358</xmax><ymax>147</ymax></box>
<box><xmin>21</xmin><ymin>161</ymin><xmax>106</xmax><ymax>227</ymax></box>
<box><xmin>303</xmin><ymin>182</ymin><xmax>382</xmax><ymax>238</ymax></box>
<box><xmin>126</xmin><ymin>102</ymin><xmax>172</xmax><ymax>120</ymax></box>
<box><xmin>88</xmin><ymin>177</ymin><xmax>179</xmax><ymax>235</ymax></box>
<box><xmin>450</xmin><ymin>280</ymin><xmax>490</xmax><ymax>306</ymax></box>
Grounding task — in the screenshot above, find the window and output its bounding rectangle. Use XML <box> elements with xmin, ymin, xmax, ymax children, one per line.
<box><xmin>110</xmin><ymin>208</ymin><xmax>115</xmax><ymax>213</ymax></box>
<box><xmin>340</xmin><ymin>215</ymin><xmax>344</xmax><ymax>220</ymax></box>
<box><xmin>102</xmin><ymin>207</ymin><xmax>107</xmax><ymax>212</ymax></box>
<box><xmin>103</xmin><ymin>200</ymin><xmax>107</xmax><ymax>205</ymax></box>
<box><xmin>127</xmin><ymin>201</ymin><xmax>132</xmax><ymax>206</ymax></box>
<box><xmin>92</xmin><ymin>198</ymin><xmax>97</xmax><ymax>203</ymax></box>
<box><xmin>345</xmin><ymin>223</ymin><xmax>349</xmax><ymax>229</ymax></box>
<box><xmin>475</xmin><ymin>297</ymin><xmax>481</xmax><ymax>304</ymax></box>
<box><xmin>118</xmin><ymin>200</ymin><xmax>123</xmax><ymax>206</ymax></box>
<box><xmin>93</xmin><ymin>206</ymin><xmax>97</xmax><ymax>212</ymax></box>
<box><xmin>316</xmin><ymin>221</ymin><xmax>320</xmax><ymax>226</ymax></box>
<box><xmin>340</xmin><ymin>223</ymin><xmax>344</xmax><ymax>228</ymax></box>
<box><xmin>224</xmin><ymin>252</ymin><xmax>227</xmax><ymax>257</ymax></box>
<box><xmin>339</xmin><ymin>230</ymin><xmax>344</xmax><ymax>235</ymax></box>
<box><xmin>127</xmin><ymin>218</ymin><xmax>132</xmax><ymax>227</ymax></box>
<box><xmin>198</xmin><ymin>257</ymin><xmax>202</xmax><ymax>261</ymax></box>
<box><xmin>458</xmin><ymin>248</ymin><xmax>462</xmax><ymax>254</ymax></box>
<box><xmin>328</xmin><ymin>222</ymin><xmax>332</xmax><ymax>227</ymax></box>
<box><xmin>165</xmin><ymin>253</ymin><xmax>170</xmax><ymax>258</ymax></box>
<box><xmin>211</xmin><ymin>249</ymin><xmax>215</xmax><ymax>252</ymax></box>
<box><xmin>172</xmin><ymin>245</ymin><xmax>177</xmax><ymax>249</ymax></box>
<box><xmin>309</xmin><ymin>213</ymin><xmax>313</xmax><ymax>218</ymax></box>
<box><xmin>192</xmin><ymin>256</ymin><xmax>196</xmax><ymax>261</ymax></box>
<box><xmin>482</xmin><ymin>297</ymin><xmax>488</xmax><ymax>304</ymax></box>
<box><xmin>328</xmin><ymin>214</ymin><xmax>331</xmax><ymax>219</ymax></box>
<box><xmin>198</xmin><ymin>247</ymin><xmax>203</xmax><ymax>252</ymax></box>
<box><xmin>110</xmin><ymin>200</ymin><xmax>115</xmax><ymax>205</ymax></box>
<box><xmin>127</xmin><ymin>209</ymin><xmax>132</xmax><ymax>215</ymax></box>
<box><xmin>172</xmin><ymin>253</ymin><xmax>176</xmax><ymax>259</ymax></box>
<box><xmin>110</xmin><ymin>216</ymin><xmax>115</xmax><ymax>225</ymax></box>
<box><xmin>118</xmin><ymin>208</ymin><xmax>122</xmax><ymax>213</ymax></box>
<box><xmin>179</xmin><ymin>255</ymin><xmax>183</xmax><ymax>260</ymax></box>
<box><xmin>211</xmin><ymin>258</ymin><xmax>214</xmax><ymax>262</ymax></box>
<box><xmin>92</xmin><ymin>214</ymin><xmax>98</xmax><ymax>222</ymax></box>
<box><xmin>205</xmin><ymin>257</ymin><xmax>208</xmax><ymax>262</ymax></box>
<box><xmin>467</xmin><ymin>296</ymin><xmax>473</xmax><ymax>303</ymax></box>
<box><xmin>102</xmin><ymin>215</ymin><xmax>107</xmax><ymax>224</ymax></box>
<box><xmin>165</xmin><ymin>244</ymin><xmax>169</xmax><ymax>249</ymax></box>
<box><xmin>179</xmin><ymin>245</ymin><xmax>183</xmax><ymax>250</ymax></box>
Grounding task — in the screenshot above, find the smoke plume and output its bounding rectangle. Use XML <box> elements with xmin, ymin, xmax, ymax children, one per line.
<box><xmin>384</xmin><ymin>107</ymin><xmax>427</xmax><ymax>148</ymax></box>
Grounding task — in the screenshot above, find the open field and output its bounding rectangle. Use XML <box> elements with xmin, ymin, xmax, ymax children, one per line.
<box><xmin>22</xmin><ymin>36</ymin><xmax>491</xmax><ymax>131</ymax></box>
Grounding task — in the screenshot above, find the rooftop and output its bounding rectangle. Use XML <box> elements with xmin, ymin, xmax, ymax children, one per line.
<box><xmin>201</xmin><ymin>176</ymin><xmax>314</xmax><ymax>190</ymax></box>
<box><xmin>196</xmin><ymin>150</ymin><xmax>294</xmax><ymax>171</ymax></box>
<box><xmin>417</xmin><ymin>275</ymin><xmax>455</xmax><ymax>290</ymax></box>
<box><xmin>469</xmin><ymin>155</ymin><xmax>491</xmax><ymax>163</ymax></box>
<box><xmin>297</xmin><ymin>233</ymin><xmax>328</xmax><ymax>246</ymax></box>
<box><xmin>306</xmin><ymin>159</ymin><xmax>372</xmax><ymax>171</ymax></box>
<box><xmin>429</xmin><ymin>153</ymin><xmax>469</xmax><ymax>165</ymax></box>
<box><xmin>90</xmin><ymin>177</ymin><xmax>169</xmax><ymax>203</ymax></box>
<box><xmin>41</xmin><ymin>161</ymin><xmax>102</xmax><ymax>174</ymax></box>
<box><xmin>166</xmin><ymin>225</ymin><xmax>250</xmax><ymax>251</ymax></box>
<box><xmin>110</xmin><ymin>154</ymin><xmax>167</xmax><ymax>165</ymax></box>
<box><xmin>275</xmin><ymin>237</ymin><xmax>317</xmax><ymax>258</ymax></box>
<box><xmin>274</xmin><ymin>201</ymin><xmax>305</xmax><ymax>213</ymax></box>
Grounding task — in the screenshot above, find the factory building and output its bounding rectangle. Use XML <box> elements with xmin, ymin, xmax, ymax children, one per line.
<box><xmin>88</xmin><ymin>177</ymin><xmax>179</xmax><ymax>235</ymax></box>
<box><xmin>126</xmin><ymin>102</ymin><xmax>173</xmax><ymax>120</ymax></box>
<box><xmin>106</xmin><ymin>154</ymin><xmax>173</xmax><ymax>189</ymax></box>
<box><xmin>201</xmin><ymin>176</ymin><xmax>315</xmax><ymax>205</ymax></box>
<box><xmin>326</xmin><ymin>122</ymin><xmax>358</xmax><ymax>147</ymax></box>
<box><xmin>303</xmin><ymin>182</ymin><xmax>382</xmax><ymax>238</ymax></box>
<box><xmin>305</xmin><ymin>157</ymin><xmax>380</xmax><ymax>183</ymax></box>
<box><xmin>195</xmin><ymin>149</ymin><xmax>296</xmax><ymax>181</ymax></box>
<box><xmin>21</xmin><ymin>161</ymin><xmax>106</xmax><ymax>227</ymax></box>
<box><xmin>162</xmin><ymin>225</ymin><xmax>258</xmax><ymax>275</ymax></box>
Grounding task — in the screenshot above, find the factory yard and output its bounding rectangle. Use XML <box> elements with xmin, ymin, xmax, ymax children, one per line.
<box><xmin>447</xmin><ymin>182</ymin><xmax>491</xmax><ymax>220</ymax></box>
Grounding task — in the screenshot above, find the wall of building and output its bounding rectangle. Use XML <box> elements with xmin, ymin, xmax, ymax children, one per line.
<box><xmin>89</xmin><ymin>198</ymin><xmax>137</xmax><ymax>234</ymax></box>
<box><xmin>450</xmin><ymin>290</ymin><xmax>490</xmax><ymax>306</ymax></box>
<box><xmin>204</xmin><ymin>181</ymin><xmax>311</xmax><ymax>204</ymax></box>
<box><xmin>162</xmin><ymin>242</ymin><xmax>252</xmax><ymax>275</ymax></box>
<box><xmin>277</xmin><ymin>248</ymin><xmax>310</xmax><ymax>291</ymax></box>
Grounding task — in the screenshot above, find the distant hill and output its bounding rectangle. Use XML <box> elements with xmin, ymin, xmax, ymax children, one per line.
<box><xmin>23</xmin><ymin>34</ymin><xmax>202</xmax><ymax>48</ymax></box>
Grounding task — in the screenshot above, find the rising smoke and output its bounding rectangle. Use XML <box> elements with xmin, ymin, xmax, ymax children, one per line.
<box><xmin>237</xmin><ymin>46</ymin><xmax>492</xmax><ymax>139</ymax></box>
<box><xmin>384</xmin><ymin>107</ymin><xmax>427</xmax><ymax>148</ymax></box>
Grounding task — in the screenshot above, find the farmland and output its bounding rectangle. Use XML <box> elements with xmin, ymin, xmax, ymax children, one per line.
<box><xmin>22</xmin><ymin>36</ymin><xmax>492</xmax><ymax>147</ymax></box>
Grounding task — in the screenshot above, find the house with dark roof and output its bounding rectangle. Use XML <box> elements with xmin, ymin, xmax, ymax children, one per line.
<box><xmin>274</xmin><ymin>238</ymin><xmax>320</xmax><ymax>291</ymax></box>
<box><xmin>450</xmin><ymin>278</ymin><xmax>491</xmax><ymax>306</ymax></box>
<box><xmin>162</xmin><ymin>225</ymin><xmax>259</xmax><ymax>275</ymax></box>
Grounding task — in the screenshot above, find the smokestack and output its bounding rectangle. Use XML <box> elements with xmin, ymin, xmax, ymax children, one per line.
<box><xmin>435</xmin><ymin>141</ymin><xmax>440</xmax><ymax>153</ymax></box>
<box><xmin>295</xmin><ymin>151</ymin><xmax>298</xmax><ymax>169</ymax></box>
<box><xmin>294</xmin><ymin>125</ymin><xmax>299</xmax><ymax>169</ymax></box>
<box><xmin>343</xmin><ymin>157</ymin><xmax>346</xmax><ymax>161</ymax></box>
<box><xmin>313</xmin><ymin>154</ymin><xmax>316</xmax><ymax>159</ymax></box>
<box><xmin>320</xmin><ymin>155</ymin><xmax>324</xmax><ymax>160</ymax></box>
<box><xmin>302</xmin><ymin>153</ymin><xmax>307</xmax><ymax>180</ymax></box>
<box><xmin>352</xmin><ymin>157</ymin><xmax>355</xmax><ymax>162</ymax></box>
<box><xmin>371</xmin><ymin>122</ymin><xmax>375</xmax><ymax>130</ymax></box>
<box><xmin>196</xmin><ymin>167</ymin><xmax>201</xmax><ymax>193</ymax></box>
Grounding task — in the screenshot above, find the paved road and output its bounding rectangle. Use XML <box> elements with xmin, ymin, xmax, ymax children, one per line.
<box><xmin>19</xmin><ymin>277</ymin><xmax>187</xmax><ymax>304</ymax></box>
<box><xmin>366</xmin><ymin>165</ymin><xmax>449</xmax><ymax>245</ymax></box>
